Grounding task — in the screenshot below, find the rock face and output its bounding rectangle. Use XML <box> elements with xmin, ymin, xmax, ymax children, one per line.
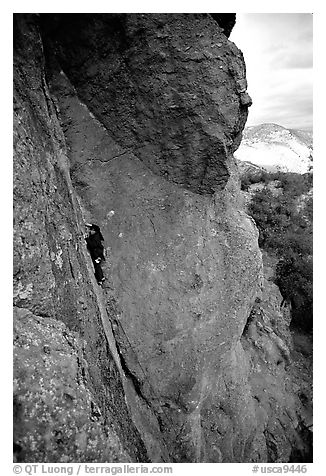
<box><xmin>41</xmin><ymin>13</ymin><xmax>251</xmax><ymax>195</ymax></box>
<box><xmin>13</xmin><ymin>13</ymin><xmax>311</xmax><ymax>463</ymax></box>
<box><xmin>14</xmin><ymin>14</ymin><xmax>150</xmax><ymax>463</ymax></box>
<box><xmin>14</xmin><ymin>308</ymin><xmax>132</xmax><ymax>463</ymax></box>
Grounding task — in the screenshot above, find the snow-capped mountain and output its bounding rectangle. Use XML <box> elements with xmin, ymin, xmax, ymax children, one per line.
<box><xmin>234</xmin><ymin>123</ymin><xmax>313</xmax><ymax>173</ymax></box>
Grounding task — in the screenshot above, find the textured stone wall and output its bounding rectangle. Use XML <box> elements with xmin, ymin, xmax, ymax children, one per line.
<box><xmin>13</xmin><ymin>14</ymin><xmax>150</xmax><ymax>463</ymax></box>
<box><xmin>13</xmin><ymin>13</ymin><xmax>311</xmax><ymax>463</ymax></box>
<box><xmin>42</xmin><ymin>13</ymin><xmax>262</xmax><ymax>462</ymax></box>
<box><xmin>41</xmin><ymin>13</ymin><xmax>251</xmax><ymax>195</ymax></box>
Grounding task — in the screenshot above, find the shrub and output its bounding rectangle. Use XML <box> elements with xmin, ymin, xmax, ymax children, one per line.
<box><xmin>247</xmin><ymin>171</ymin><xmax>313</xmax><ymax>331</ymax></box>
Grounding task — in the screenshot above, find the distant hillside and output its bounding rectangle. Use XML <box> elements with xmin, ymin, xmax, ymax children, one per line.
<box><xmin>235</xmin><ymin>123</ymin><xmax>313</xmax><ymax>173</ymax></box>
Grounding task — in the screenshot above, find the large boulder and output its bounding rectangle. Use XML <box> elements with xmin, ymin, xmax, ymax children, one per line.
<box><xmin>41</xmin><ymin>13</ymin><xmax>251</xmax><ymax>194</ymax></box>
<box><xmin>13</xmin><ymin>13</ymin><xmax>311</xmax><ymax>463</ymax></box>
<box><xmin>42</xmin><ymin>13</ymin><xmax>263</xmax><ymax>461</ymax></box>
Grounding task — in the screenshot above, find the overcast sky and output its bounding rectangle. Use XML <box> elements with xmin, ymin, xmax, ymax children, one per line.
<box><xmin>229</xmin><ymin>13</ymin><xmax>313</xmax><ymax>131</ymax></box>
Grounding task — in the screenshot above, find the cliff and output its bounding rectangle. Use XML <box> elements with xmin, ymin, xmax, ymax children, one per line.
<box><xmin>13</xmin><ymin>13</ymin><xmax>311</xmax><ymax>463</ymax></box>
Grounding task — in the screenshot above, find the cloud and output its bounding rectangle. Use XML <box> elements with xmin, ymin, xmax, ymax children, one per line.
<box><xmin>271</xmin><ymin>49</ymin><xmax>312</xmax><ymax>69</ymax></box>
<box><xmin>247</xmin><ymin>75</ymin><xmax>313</xmax><ymax>130</ymax></box>
<box><xmin>268</xmin><ymin>35</ymin><xmax>313</xmax><ymax>69</ymax></box>
<box><xmin>230</xmin><ymin>13</ymin><xmax>313</xmax><ymax>130</ymax></box>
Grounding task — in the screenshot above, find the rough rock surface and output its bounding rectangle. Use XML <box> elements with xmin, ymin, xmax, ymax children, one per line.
<box><xmin>240</xmin><ymin>258</ymin><xmax>312</xmax><ymax>463</ymax></box>
<box><xmin>13</xmin><ymin>13</ymin><xmax>311</xmax><ymax>463</ymax></box>
<box><xmin>41</xmin><ymin>13</ymin><xmax>251</xmax><ymax>195</ymax></box>
<box><xmin>14</xmin><ymin>308</ymin><xmax>132</xmax><ymax>463</ymax></box>
<box><xmin>210</xmin><ymin>14</ymin><xmax>236</xmax><ymax>38</ymax></box>
<box><xmin>14</xmin><ymin>14</ymin><xmax>150</xmax><ymax>463</ymax></box>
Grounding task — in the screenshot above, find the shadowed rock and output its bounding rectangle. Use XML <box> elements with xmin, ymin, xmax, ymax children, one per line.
<box><xmin>13</xmin><ymin>13</ymin><xmax>311</xmax><ymax>463</ymax></box>
<box><xmin>41</xmin><ymin>13</ymin><xmax>251</xmax><ymax>194</ymax></box>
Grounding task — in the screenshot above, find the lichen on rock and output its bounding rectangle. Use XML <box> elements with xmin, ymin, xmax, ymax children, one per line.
<box><xmin>14</xmin><ymin>307</ymin><xmax>132</xmax><ymax>463</ymax></box>
<box><xmin>13</xmin><ymin>13</ymin><xmax>311</xmax><ymax>463</ymax></box>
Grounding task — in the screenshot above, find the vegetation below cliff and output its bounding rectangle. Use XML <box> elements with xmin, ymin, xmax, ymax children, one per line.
<box><xmin>243</xmin><ymin>171</ymin><xmax>312</xmax><ymax>332</ymax></box>
<box><xmin>13</xmin><ymin>13</ymin><xmax>312</xmax><ymax>463</ymax></box>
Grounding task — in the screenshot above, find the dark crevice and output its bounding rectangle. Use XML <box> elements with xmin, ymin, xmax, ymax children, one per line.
<box><xmin>149</xmin><ymin>218</ymin><xmax>156</xmax><ymax>235</ymax></box>
<box><xmin>242</xmin><ymin>307</ymin><xmax>256</xmax><ymax>337</ymax></box>
<box><xmin>68</xmin><ymin>255</ymin><xmax>75</xmax><ymax>280</ymax></box>
<box><xmin>264</xmin><ymin>429</ymin><xmax>278</xmax><ymax>463</ymax></box>
<box><xmin>114</xmin><ymin>338</ymin><xmax>152</xmax><ymax>409</ymax></box>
